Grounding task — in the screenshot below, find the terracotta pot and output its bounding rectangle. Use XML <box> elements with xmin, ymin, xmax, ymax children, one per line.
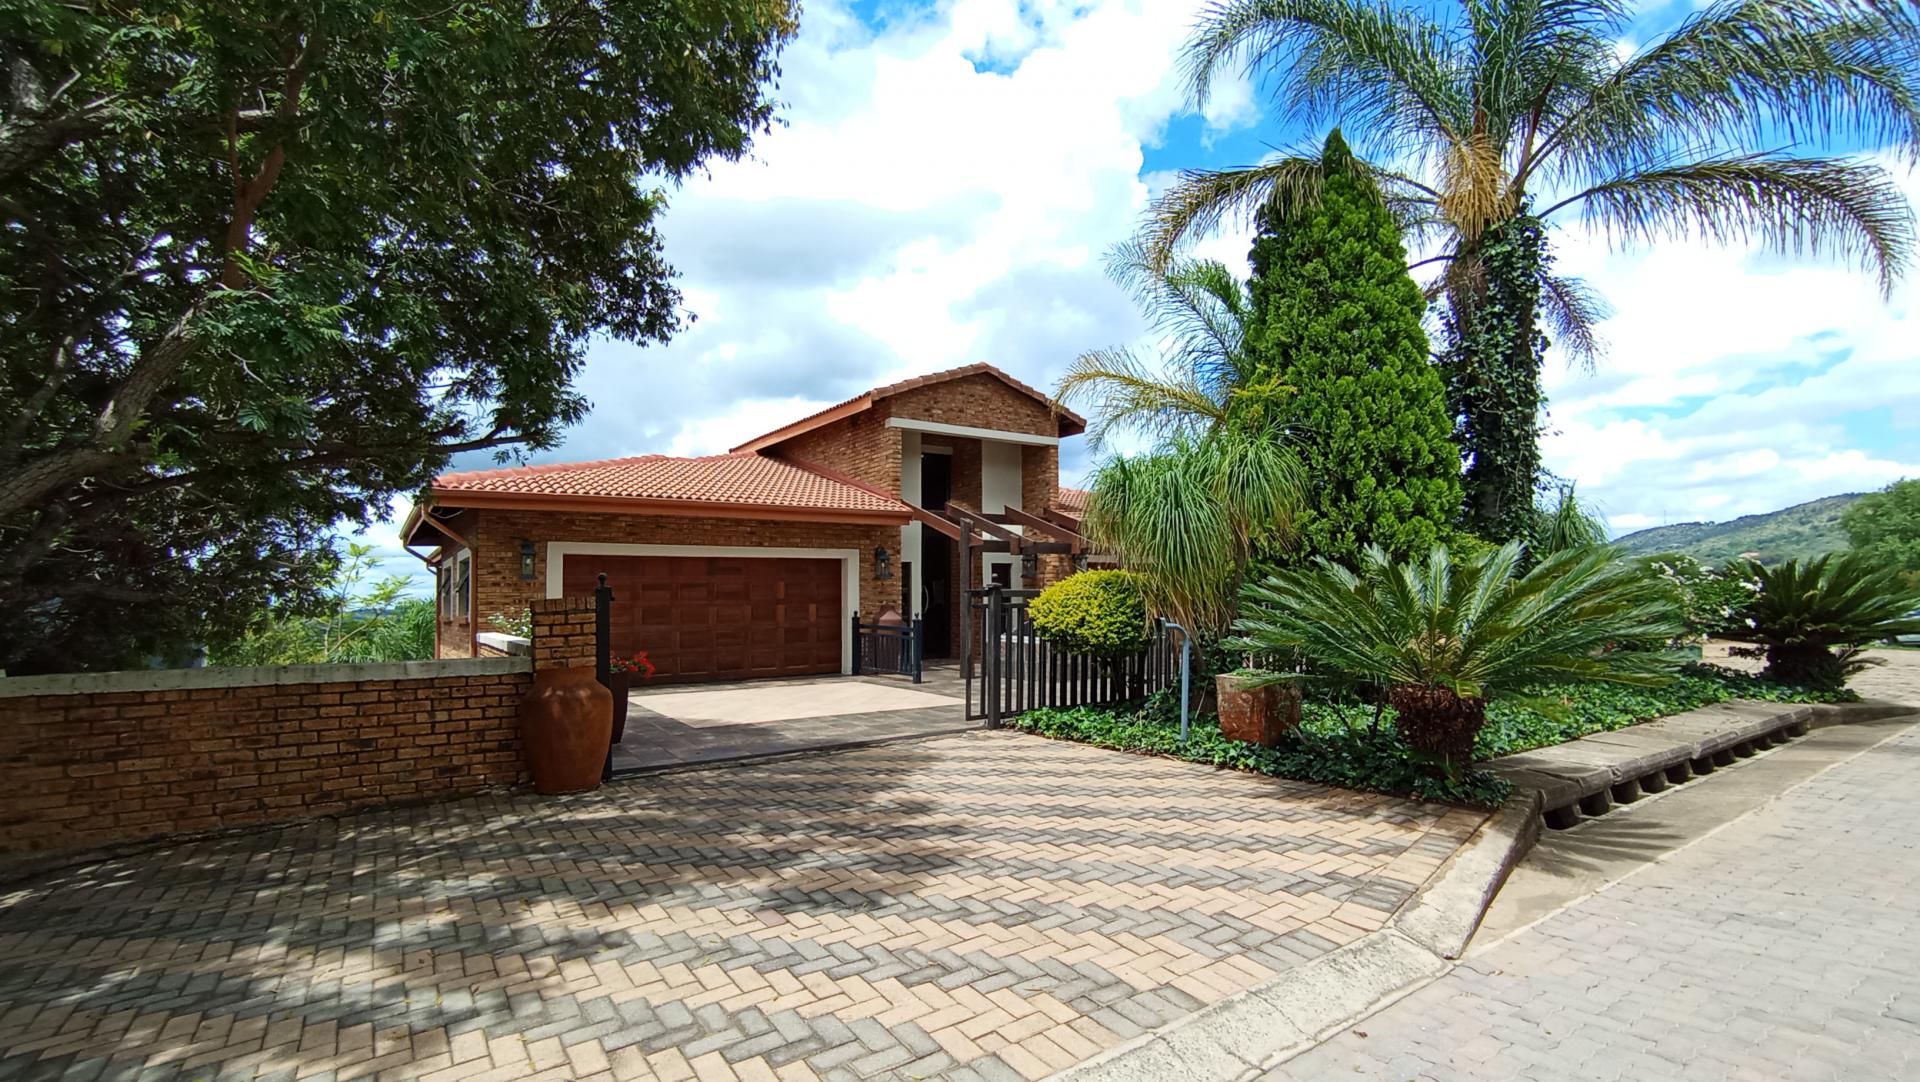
<box><xmin>519</xmin><ymin>667</ymin><xmax>613</xmax><ymax>794</ymax></box>
<box><xmin>1215</xmin><ymin>672</ymin><xmax>1301</xmax><ymax>747</ymax></box>
<box><xmin>609</xmin><ymin>671</ymin><xmax>632</xmax><ymax>742</ymax></box>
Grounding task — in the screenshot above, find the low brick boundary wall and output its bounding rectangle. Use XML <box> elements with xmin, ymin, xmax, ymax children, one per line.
<box><xmin>0</xmin><ymin>594</ymin><xmax>601</xmax><ymax>868</ymax></box>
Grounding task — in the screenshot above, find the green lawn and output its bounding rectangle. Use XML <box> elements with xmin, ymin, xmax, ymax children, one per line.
<box><xmin>1009</xmin><ymin>664</ymin><xmax>1846</xmax><ymax>806</ymax></box>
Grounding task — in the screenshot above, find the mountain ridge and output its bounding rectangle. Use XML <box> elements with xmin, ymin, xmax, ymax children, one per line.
<box><xmin>1613</xmin><ymin>493</ymin><xmax>1860</xmax><ymax>565</ymax></box>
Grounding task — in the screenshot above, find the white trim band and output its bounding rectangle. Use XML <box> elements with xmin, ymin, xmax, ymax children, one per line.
<box><xmin>885</xmin><ymin>417</ymin><xmax>1059</xmax><ymax>446</ymax></box>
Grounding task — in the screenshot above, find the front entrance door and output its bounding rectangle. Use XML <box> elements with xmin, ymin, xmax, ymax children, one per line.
<box><xmin>920</xmin><ymin>451</ymin><xmax>954</xmax><ymax>658</ymax></box>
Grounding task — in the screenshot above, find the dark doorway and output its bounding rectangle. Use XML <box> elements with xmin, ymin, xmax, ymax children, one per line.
<box><xmin>922</xmin><ymin>533</ymin><xmax>953</xmax><ymax>657</ymax></box>
<box><xmin>921</xmin><ymin>452</ymin><xmax>951</xmax><ymax>510</ymax></box>
<box><xmin>920</xmin><ymin>451</ymin><xmax>954</xmax><ymax>657</ymax></box>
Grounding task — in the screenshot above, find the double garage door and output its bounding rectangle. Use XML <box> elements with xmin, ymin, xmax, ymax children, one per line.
<box><xmin>562</xmin><ymin>554</ymin><xmax>843</xmax><ymax>683</ymax></box>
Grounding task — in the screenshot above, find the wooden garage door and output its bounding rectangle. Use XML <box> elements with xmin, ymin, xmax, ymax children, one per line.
<box><xmin>562</xmin><ymin>554</ymin><xmax>843</xmax><ymax>683</ymax></box>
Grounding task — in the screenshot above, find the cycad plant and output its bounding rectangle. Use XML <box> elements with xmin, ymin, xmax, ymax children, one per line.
<box><xmin>1151</xmin><ymin>0</ymin><xmax>1920</xmax><ymax>539</ymax></box>
<box><xmin>1721</xmin><ymin>554</ymin><xmax>1920</xmax><ymax>690</ymax></box>
<box><xmin>1234</xmin><ymin>542</ymin><xmax>1683</xmax><ymax>776</ymax></box>
<box><xmin>1083</xmin><ymin>434</ymin><xmax>1300</xmax><ymax>635</ymax></box>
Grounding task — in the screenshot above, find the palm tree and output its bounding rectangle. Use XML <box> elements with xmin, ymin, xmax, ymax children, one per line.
<box><xmin>1082</xmin><ymin>433</ymin><xmax>1301</xmax><ymax>635</ymax></box>
<box><xmin>1149</xmin><ymin>0</ymin><xmax>1920</xmax><ymax>539</ymax></box>
<box><xmin>1234</xmin><ymin>542</ymin><xmax>1683</xmax><ymax>776</ymax></box>
<box><xmin>1528</xmin><ymin>483</ymin><xmax>1609</xmax><ymax>560</ymax></box>
<box><xmin>1055</xmin><ymin>240</ymin><xmax>1284</xmax><ymax>449</ymax></box>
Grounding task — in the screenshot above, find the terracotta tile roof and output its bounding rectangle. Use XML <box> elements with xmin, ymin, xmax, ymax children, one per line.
<box><xmin>731</xmin><ymin>363</ymin><xmax>1086</xmax><ymax>453</ymax></box>
<box><xmin>430</xmin><ymin>452</ymin><xmax>910</xmax><ymax>517</ymax></box>
<box><xmin>1054</xmin><ymin>486</ymin><xmax>1090</xmax><ymax>514</ymax></box>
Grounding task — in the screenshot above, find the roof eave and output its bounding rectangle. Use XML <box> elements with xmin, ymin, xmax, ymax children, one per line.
<box><xmin>728</xmin><ymin>395</ymin><xmax>874</xmax><ymax>454</ymax></box>
<box><xmin>424</xmin><ymin>487</ymin><xmax>912</xmax><ymax>526</ymax></box>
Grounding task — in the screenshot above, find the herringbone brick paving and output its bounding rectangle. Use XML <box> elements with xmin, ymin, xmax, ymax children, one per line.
<box><xmin>0</xmin><ymin>730</ymin><xmax>1484</xmax><ymax>1080</ymax></box>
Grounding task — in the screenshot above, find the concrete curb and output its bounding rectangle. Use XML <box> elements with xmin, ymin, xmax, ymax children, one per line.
<box><xmin>1046</xmin><ymin>698</ymin><xmax>1903</xmax><ymax>1082</ymax></box>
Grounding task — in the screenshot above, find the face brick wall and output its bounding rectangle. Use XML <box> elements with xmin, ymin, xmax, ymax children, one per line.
<box><xmin>774</xmin><ymin>409</ymin><xmax>901</xmax><ymax>494</ymax></box>
<box><xmin>0</xmin><ymin>658</ymin><xmax>533</xmax><ymax>865</ymax></box>
<box><xmin>441</xmin><ymin>508</ymin><xmax>898</xmax><ymax>659</ymax></box>
<box><xmin>885</xmin><ymin>374</ymin><xmax>1064</xmax><ymax>437</ymax></box>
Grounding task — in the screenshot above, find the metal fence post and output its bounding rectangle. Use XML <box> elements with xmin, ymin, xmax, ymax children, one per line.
<box><xmin>595</xmin><ymin>573</ymin><xmax>614</xmax><ymax>781</ymax></box>
<box><xmin>984</xmin><ymin>584</ymin><xmax>1003</xmax><ymax>729</ymax></box>
<box><xmin>911</xmin><ymin>617</ymin><xmax>924</xmax><ymax>684</ymax></box>
<box><xmin>850</xmin><ymin>614</ymin><xmax>863</xmax><ymax>676</ymax></box>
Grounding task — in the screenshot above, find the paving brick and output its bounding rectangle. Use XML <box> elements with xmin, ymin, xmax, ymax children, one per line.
<box><xmin>0</xmin><ymin>733</ymin><xmax>1483</xmax><ymax>1081</ymax></box>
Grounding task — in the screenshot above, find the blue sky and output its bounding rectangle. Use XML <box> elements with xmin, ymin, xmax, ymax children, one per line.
<box><xmin>361</xmin><ymin>0</ymin><xmax>1919</xmax><ymax>590</ymax></box>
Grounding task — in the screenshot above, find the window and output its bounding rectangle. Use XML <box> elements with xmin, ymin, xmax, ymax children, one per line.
<box><xmin>454</xmin><ymin>549</ymin><xmax>472</xmax><ymax>619</ymax></box>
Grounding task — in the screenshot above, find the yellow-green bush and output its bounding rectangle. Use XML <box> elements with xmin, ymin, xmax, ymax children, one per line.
<box><xmin>1027</xmin><ymin>571</ymin><xmax>1151</xmax><ymax>658</ymax></box>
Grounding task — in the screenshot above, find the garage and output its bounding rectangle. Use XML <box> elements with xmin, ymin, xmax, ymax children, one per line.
<box><xmin>562</xmin><ymin>553</ymin><xmax>844</xmax><ymax>683</ymax></box>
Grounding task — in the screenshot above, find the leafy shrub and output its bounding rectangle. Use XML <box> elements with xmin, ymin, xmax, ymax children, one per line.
<box><xmin>1643</xmin><ymin>554</ymin><xmax>1759</xmax><ymax>640</ymax></box>
<box><xmin>1721</xmin><ymin>554</ymin><xmax>1920</xmax><ymax>690</ymax></box>
<box><xmin>1027</xmin><ymin>570</ymin><xmax>1152</xmax><ymax>658</ymax></box>
<box><xmin>489</xmin><ymin>607</ymin><xmax>533</xmax><ymax>639</ymax></box>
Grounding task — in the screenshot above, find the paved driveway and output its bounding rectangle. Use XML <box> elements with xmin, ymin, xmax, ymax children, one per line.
<box><xmin>612</xmin><ymin>670</ymin><xmax>969</xmax><ymax>773</ymax></box>
<box><xmin>0</xmin><ymin>732</ymin><xmax>1483</xmax><ymax>1081</ymax></box>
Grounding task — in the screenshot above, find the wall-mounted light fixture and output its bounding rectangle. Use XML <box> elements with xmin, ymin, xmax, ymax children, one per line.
<box><xmin>519</xmin><ymin>540</ymin><xmax>537</xmax><ymax>581</ymax></box>
<box><xmin>1021</xmin><ymin>552</ymin><xmax>1038</xmax><ymax>583</ymax></box>
<box><xmin>874</xmin><ymin>546</ymin><xmax>894</xmax><ymax>580</ymax></box>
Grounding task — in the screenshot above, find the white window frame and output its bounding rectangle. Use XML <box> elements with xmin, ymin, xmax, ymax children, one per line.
<box><xmin>453</xmin><ymin>549</ymin><xmax>472</xmax><ymax>619</ymax></box>
<box><xmin>544</xmin><ymin>542</ymin><xmax>861</xmax><ymax>674</ymax></box>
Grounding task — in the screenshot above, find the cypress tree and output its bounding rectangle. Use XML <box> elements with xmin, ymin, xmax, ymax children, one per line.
<box><xmin>1245</xmin><ymin>129</ymin><xmax>1463</xmax><ymax>564</ymax></box>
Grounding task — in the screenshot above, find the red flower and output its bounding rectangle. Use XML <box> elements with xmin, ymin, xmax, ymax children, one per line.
<box><xmin>611</xmin><ymin>651</ymin><xmax>655</xmax><ymax>678</ymax></box>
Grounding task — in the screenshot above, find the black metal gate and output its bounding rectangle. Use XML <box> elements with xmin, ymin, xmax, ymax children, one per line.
<box><xmin>852</xmin><ymin>615</ymin><xmax>923</xmax><ymax>683</ymax></box>
<box><xmin>964</xmin><ymin>585</ymin><xmax>1177</xmax><ymax>727</ymax></box>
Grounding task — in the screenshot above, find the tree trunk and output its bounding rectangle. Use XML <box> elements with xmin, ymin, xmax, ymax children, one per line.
<box><xmin>1443</xmin><ymin>216</ymin><xmax>1547</xmax><ymax>542</ymax></box>
<box><xmin>1388</xmin><ymin>683</ymin><xmax>1488</xmax><ymax>779</ymax></box>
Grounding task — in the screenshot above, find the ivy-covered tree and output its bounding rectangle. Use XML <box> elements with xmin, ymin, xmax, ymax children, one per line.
<box><xmin>1245</xmin><ymin>130</ymin><xmax>1461</xmax><ymax>564</ymax></box>
<box><xmin>0</xmin><ymin>0</ymin><xmax>798</xmax><ymax>672</ymax></box>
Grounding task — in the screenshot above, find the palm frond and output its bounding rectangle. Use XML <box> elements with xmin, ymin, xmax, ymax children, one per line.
<box><xmin>1545</xmin><ymin>153</ymin><xmax>1916</xmax><ymax>295</ymax></box>
<box><xmin>1184</xmin><ymin>0</ymin><xmax>1467</xmax><ymax>156</ymax></box>
<box><xmin>1141</xmin><ymin>153</ymin><xmax>1442</xmax><ymax>270</ymax></box>
<box><xmin>1054</xmin><ymin>349</ymin><xmax>1231</xmax><ymax>450</ymax></box>
<box><xmin>1537</xmin><ymin>0</ymin><xmax>1920</xmax><ymax>188</ymax></box>
<box><xmin>1140</xmin><ymin>157</ymin><xmax>1328</xmax><ymax>272</ymax></box>
<box><xmin>1107</xmin><ymin>239</ymin><xmax>1256</xmax><ymax>396</ymax></box>
<box><xmin>1536</xmin><ymin>272</ymin><xmax>1609</xmax><ymax>369</ymax></box>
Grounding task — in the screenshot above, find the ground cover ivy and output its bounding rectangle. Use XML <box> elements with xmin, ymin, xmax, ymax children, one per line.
<box><xmin>1009</xmin><ymin>665</ymin><xmax>1846</xmax><ymax>807</ymax></box>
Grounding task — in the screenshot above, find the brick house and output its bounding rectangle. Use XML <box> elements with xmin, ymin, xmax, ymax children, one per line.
<box><xmin>401</xmin><ymin>364</ymin><xmax>1093</xmax><ymax>682</ymax></box>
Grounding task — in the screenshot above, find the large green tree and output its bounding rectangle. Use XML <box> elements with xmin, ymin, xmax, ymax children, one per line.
<box><xmin>1146</xmin><ymin>0</ymin><xmax>1919</xmax><ymax>540</ymax></box>
<box><xmin>1246</xmin><ymin>130</ymin><xmax>1460</xmax><ymax>563</ymax></box>
<box><xmin>0</xmin><ymin>0</ymin><xmax>797</xmax><ymax>672</ymax></box>
<box><xmin>1844</xmin><ymin>478</ymin><xmax>1920</xmax><ymax>585</ymax></box>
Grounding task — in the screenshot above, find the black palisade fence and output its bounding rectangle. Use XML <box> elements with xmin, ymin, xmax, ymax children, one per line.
<box><xmin>965</xmin><ymin>586</ymin><xmax>1176</xmax><ymax>727</ymax></box>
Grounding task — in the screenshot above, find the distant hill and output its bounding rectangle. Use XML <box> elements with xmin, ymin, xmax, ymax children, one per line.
<box><xmin>1614</xmin><ymin>493</ymin><xmax>1862</xmax><ymax>565</ymax></box>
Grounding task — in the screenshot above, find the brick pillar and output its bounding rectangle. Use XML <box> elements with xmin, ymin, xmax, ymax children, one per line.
<box><xmin>529</xmin><ymin>596</ymin><xmax>598</xmax><ymax>671</ymax></box>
